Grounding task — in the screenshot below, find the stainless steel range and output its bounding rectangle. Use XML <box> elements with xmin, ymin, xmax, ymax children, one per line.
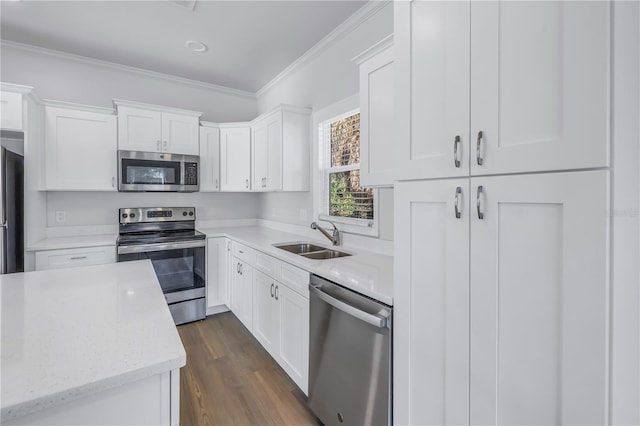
<box><xmin>116</xmin><ymin>207</ymin><xmax>206</xmax><ymax>325</ymax></box>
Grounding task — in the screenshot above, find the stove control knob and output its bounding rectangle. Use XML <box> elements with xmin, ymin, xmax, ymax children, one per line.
<box><xmin>189</xmin><ymin>211</ymin><xmax>194</xmax><ymax>216</ymax></box>
<box><xmin>130</xmin><ymin>213</ymin><xmax>135</xmax><ymax>218</ymax></box>
<box><xmin>122</xmin><ymin>213</ymin><xmax>128</xmax><ymax>219</ymax></box>
<box><xmin>183</xmin><ymin>211</ymin><xmax>188</xmax><ymax>216</ymax></box>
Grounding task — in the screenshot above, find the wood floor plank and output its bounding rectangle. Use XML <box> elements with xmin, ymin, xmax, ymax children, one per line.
<box><xmin>177</xmin><ymin>312</ymin><xmax>320</xmax><ymax>426</ymax></box>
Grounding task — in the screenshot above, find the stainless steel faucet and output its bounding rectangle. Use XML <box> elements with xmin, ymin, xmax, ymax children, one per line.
<box><xmin>310</xmin><ymin>221</ymin><xmax>341</xmax><ymax>246</ymax></box>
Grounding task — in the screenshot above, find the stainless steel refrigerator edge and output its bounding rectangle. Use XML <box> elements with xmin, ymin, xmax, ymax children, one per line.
<box><xmin>308</xmin><ymin>275</ymin><xmax>392</xmax><ymax>426</ymax></box>
<box><xmin>1</xmin><ymin>130</ymin><xmax>25</xmax><ymax>274</ymax></box>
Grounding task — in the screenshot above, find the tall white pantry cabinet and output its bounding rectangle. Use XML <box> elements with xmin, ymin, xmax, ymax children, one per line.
<box><xmin>393</xmin><ymin>1</ymin><xmax>611</xmax><ymax>426</ymax></box>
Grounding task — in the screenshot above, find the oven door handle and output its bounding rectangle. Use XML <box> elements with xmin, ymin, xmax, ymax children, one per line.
<box><xmin>118</xmin><ymin>240</ymin><xmax>206</xmax><ymax>254</ymax></box>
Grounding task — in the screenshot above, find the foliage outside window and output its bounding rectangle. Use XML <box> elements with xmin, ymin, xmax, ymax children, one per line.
<box><xmin>322</xmin><ymin>112</ymin><xmax>374</xmax><ymax>223</ymax></box>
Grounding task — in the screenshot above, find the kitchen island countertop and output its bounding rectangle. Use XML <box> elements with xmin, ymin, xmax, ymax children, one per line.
<box><xmin>0</xmin><ymin>260</ymin><xmax>186</xmax><ymax>421</ymax></box>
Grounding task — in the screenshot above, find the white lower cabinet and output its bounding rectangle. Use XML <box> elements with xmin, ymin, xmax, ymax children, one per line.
<box><xmin>395</xmin><ymin>170</ymin><xmax>609</xmax><ymax>425</ymax></box>
<box><xmin>230</xmin><ymin>255</ymin><xmax>254</xmax><ymax>332</ymax></box>
<box><xmin>206</xmin><ymin>237</ymin><xmax>230</xmax><ymax>313</ymax></box>
<box><xmin>35</xmin><ymin>246</ymin><xmax>116</xmax><ymax>271</ymax></box>
<box><xmin>276</xmin><ymin>283</ymin><xmax>309</xmax><ymax>394</ymax></box>
<box><xmin>253</xmin><ymin>270</ymin><xmax>279</xmax><ymax>352</ymax></box>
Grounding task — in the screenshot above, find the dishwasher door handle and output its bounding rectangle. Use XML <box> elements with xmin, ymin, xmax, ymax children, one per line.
<box><xmin>310</xmin><ymin>285</ymin><xmax>389</xmax><ymax>328</ymax></box>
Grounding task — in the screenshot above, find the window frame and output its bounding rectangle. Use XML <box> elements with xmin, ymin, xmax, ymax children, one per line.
<box><xmin>312</xmin><ymin>95</ymin><xmax>379</xmax><ymax>237</ymax></box>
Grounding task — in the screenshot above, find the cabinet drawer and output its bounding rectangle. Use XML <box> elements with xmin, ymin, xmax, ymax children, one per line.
<box><xmin>255</xmin><ymin>251</ymin><xmax>280</xmax><ymax>280</ymax></box>
<box><xmin>35</xmin><ymin>246</ymin><xmax>116</xmax><ymax>271</ymax></box>
<box><xmin>231</xmin><ymin>241</ymin><xmax>255</xmax><ymax>264</ymax></box>
<box><xmin>278</xmin><ymin>262</ymin><xmax>310</xmax><ymax>298</ymax></box>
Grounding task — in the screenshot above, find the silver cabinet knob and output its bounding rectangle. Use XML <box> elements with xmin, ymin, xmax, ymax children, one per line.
<box><xmin>476</xmin><ymin>131</ymin><xmax>484</xmax><ymax>166</ymax></box>
<box><xmin>454</xmin><ymin>135</ymin><xmax>461</xmax><ymax>168</ymax></box>
<box><xmin>454</xmin><ymin>186</ymin><xmax>462</xmax><ymax>219</ymax></box>
<box><xmin>476</xmin><ymin>185</ymin><xmax>485</xmax><ymax>219</ymax></box>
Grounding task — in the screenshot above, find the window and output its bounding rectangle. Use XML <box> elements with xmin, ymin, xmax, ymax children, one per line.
<box><xmin>315</xmin><ymin>99</ymin><xmax>377</xmax><ymax>237</ymax></box>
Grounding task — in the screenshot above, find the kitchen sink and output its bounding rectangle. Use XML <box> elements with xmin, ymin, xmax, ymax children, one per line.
<box><xmin>273</xmin><ymin>242</ymin><xmax>352</xmax><ymax>260</ymax></box>
<box><xmin>273</xmin><ymin>243</ymin><xmax>327</xmax><ymax>254</ymax></box>
<box><xmin>300</xmin><ymin>250</ymin><xmax>351</xmax><ymax>260</ymax></box>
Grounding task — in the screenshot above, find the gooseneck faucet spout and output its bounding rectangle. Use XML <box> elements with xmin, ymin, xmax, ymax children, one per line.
<box><xmin>310</xmin><ymin>221</ymin><xmax>341</xmax><ymax>246</ymax></box>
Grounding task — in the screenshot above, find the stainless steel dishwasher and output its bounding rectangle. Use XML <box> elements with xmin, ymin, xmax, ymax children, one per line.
<box><xmin>308</xmin><ymin>275</ymin><xmax>392</xmax><ymax>426</ymax></box>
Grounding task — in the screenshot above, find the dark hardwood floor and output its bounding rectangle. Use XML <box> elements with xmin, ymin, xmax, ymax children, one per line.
<box><xmin>177</xmin><ymin>312</ymin><xmax>321</xmax><ymax>426</ymax></box>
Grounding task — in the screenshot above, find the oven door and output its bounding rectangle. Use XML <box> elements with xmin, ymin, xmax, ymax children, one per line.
<box><xmin>117</xmin><ymin>240</ymin><xmax>206</xmax><ymax>299</ymax></box>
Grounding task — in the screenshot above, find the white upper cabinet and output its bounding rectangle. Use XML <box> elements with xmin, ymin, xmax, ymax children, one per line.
<box><xmin>395</xmin><ymin>0</ymin><xmax>471</xmax><ymax>180</ymax></box>
<box><xmin>395</xmin><ymin>0</ymin><xmax>609</xmax><ymax>179</ymax></box>
<box><xmin>251</xmin><ymin>111</ymin><xmax>282</xmax><ymax>192</ymax></box>
<box><xmin>220</xmin><ymin>124</ymin><xmax>251</xmax><ymax>191</ymax></box>
<box><xmin>114</xmin><ymin>100</ymin><xmax>201</xmax><ymax>156</ymax></box>
<box><xmin>1</xmin><ymin>91</ymin><xmax>24</xmax><ymax>131</ymax></box>
<box><xmin>353</xmin><ymin>36</ymin><xmax>395</xmax><ymax>187</ymax></box>
<box><xmin>44</xmin><ymin>103</ymin><xmax>117</xmax><ymax>191</ymax></box>
<box><xmin>250</xmin><ymin>105</ymin><xmax>311</xmax><ymax>192</ymax></box>
<box><xmin>470</xmin><ymin>1</ymin><xmax>609</xmax><ymax>175</ymax></box>
<box><xmin>199</xmin><ymin>123</ymin><xmax>221</xmax><ymax>192</ymax></box>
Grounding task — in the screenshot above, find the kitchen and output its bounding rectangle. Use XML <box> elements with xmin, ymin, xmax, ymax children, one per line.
<box><xmin>0</xmin><ymin>1</ymin><xmax>638</xmax><ymax>425</ymax></box>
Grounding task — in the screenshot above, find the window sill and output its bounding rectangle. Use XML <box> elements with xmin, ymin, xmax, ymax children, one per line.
<box><xmin>318</xmin><ymin>214</ymin><xmax>379</xmax><ymax>238</ymax></box>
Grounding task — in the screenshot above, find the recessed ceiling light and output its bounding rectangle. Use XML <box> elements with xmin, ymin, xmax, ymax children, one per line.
<box><xmin>185</xmin><ymin>40</ymin><xmax>207</xmax><ymax>53</ymax></box>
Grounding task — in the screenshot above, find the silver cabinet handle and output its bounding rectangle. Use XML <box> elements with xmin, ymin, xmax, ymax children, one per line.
<box><xmin>215</xmin><ymin>179</ymin><xmax>218</xmax><ymax>189</ymax></box>
<box><xmin>454</xmin><ymin>186</ymin><xmax>462</xmax><ymax>219</ymax></box>
<box><xmin>157</xmin><ymin>140</ymin><xmax>161</xmax><ymax>151</ymax></box>
<box><xmin>70</xmin><ymin>256</ymin><xmax>87</xmax><ymax>260</ymax></box>
<box><xmin>236</xmin><ymin>262</ymin><xmax>239</xmax><ymax>273</ymax></box>
<box><xmin>239</xmin><ymin>263</ymin><xmax>243</xmax><ymax>275</ymax></box>
<box><xmin>227</xmin><ymin>241</ymin><xmax>231</xmax><ymax>251</ymax></box>
<box><xmin>245</xmin><ymin>179</ymin><xmax>249</xmax><ymax>189</ymax></box>
<box><xmin>476</xmin><ymin>185</ymin><xmax>485</xmax><ymax>219</ymax></box>
<box><xmin>163</xmin><ymin>140</ymin><xmax>167</xmax><ymax>151</ymax></box>
<box><xmin>274</xmin><ymin>285</ymin><xmax>279</xmax><ymax>301</ymax></box>
<box><xmin>270</xmin><ymin>283</ymin><xmax>274</xmax><ymax>298</ymax></box>
<box><xmin>238</xmin><ymin>249</ymin><xmax>244</xmax><ymax>254</ymax></box>
<box><xmin>476</xmin><ymin>131</ymin><xmax>484</xmax><ymax>165</ymax></box>
<box><xmin>454</xmin><ymin>135</ymin><xmax>461</xmax><ymax>168</ymax></box>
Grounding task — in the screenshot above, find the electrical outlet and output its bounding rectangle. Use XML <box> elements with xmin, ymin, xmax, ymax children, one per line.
<box><xmin>55</xmin><ymin>211</ymin><xmax>66</xmax><ymax>223</ymax></box>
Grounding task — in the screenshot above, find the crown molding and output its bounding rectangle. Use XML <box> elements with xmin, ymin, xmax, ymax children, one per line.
<box><xmin>1</xmin><ymin>39</ymin><xmax>257</xmax><ymax>100</ymax></box>
<box><xmin>351</xmin><ymin>34</ymin><xmax>393</xmax><ymax>65</ymax></box>
<box><xmin>41</xmin><ymin>99</ymin><xmax>116</xmax><ymax>115</ymax></box>
<box><xmin>256</xmin><ymin>0</ymin><xmax>392</xmax><ymax>100</ymax></box>
<box><xmin>113</xmin><ymin>98</ymin><xmax>202</xmax><ymax>117</ymax></box>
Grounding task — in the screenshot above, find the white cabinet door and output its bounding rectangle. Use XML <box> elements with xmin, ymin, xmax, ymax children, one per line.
<box><xmin>230</xmin><ymin>256</ymin><xmax>253</xmax><ymax>331</ymax></box>
<box><xmin>199</xmin><ymin>125</ymin><xmax>220</xmax><ymax>192</ymax></box>
<box><xmin>0</xmin><ymin>91</ymin><xmax>23</xmax><ymax>131</ymax></box>
<box><xmin>206</xmin><ymin>237</ymin><xmax>229</xmax><ymax>309</ymax></box>
<box><xmin>469</xmin><ymin>170</ymin><xmax>608</xmax><ymax>425</ymax></box>
<box><xmin>277</xmin><ymin>283</ymin><xmax>309</xmax><ymax>395</ymax></box>
<box><xmin>251</xmin><ymin>115</ymin><xmax>282</xmax><ymax>192</ymax></box>
<box><xmin>470</xmin><ymin>1</ymin><xmax>610</xmax><ymax>175</ymax></box>
<box><xmin>394</xmin><ymin>179</ymin><xmax>470</xmax><ymax>426</ymax></box>
<box><xmin>117</xmin><ymin>106</ymin><xmax>162</xmax><ymax>152</ymax></box>
<box><xmin>45</xmin><ymin>106</ymin><xmax>117</xmax><ymax>191</ymax></box>
<box><xmin>253</xmin><ymin>270</ymin><xmax>279</xmax><ymax>354</ymax></box>
<box><xmin>395</xmin><ymin>0</ymin><xmax>470</xmax><ymax>180</ymax></box>
<box><xmin>161</xmin><ymin>112</ymin><xmax>199</xmax><ymax>156</ymax></box>
<box><xmin>220</xmin><ymin>126</ymin><xmax>251</xmax><ymax>191</ymax></box>
<box><xmin>359</xmin><ymin>43</ymin><xmax>395</xmax><ymax>187</ymax></box>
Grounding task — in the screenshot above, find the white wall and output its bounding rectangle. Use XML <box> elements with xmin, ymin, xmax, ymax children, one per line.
<box><xmin>1</xmin><ymin>43</ymin><xmax>257</xmax><ymax>122</ymax></box>
<box><xmin>1</xmin><ymin>42</ymin><xmax>261</xmax><ymax>230</ymax></box>
<box><xmin>256</xmin><ymin>2</ymin><xmax>394</xmax><ymax>242</ymax></box>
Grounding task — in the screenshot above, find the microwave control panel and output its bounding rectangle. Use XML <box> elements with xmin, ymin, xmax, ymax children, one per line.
<box><xmin>184</xmin><ymin>163</ymin><xmax>198</xmax><ymax>185</ymax></box>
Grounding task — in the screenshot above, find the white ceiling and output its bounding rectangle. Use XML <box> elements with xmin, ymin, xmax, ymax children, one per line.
<box><xmin>0</xmin><ymin>0</ymin><xmax>367</xmax><ymax>93</ymax></box>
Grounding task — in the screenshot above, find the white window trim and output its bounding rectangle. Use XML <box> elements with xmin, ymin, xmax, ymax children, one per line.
<box><xmin>312</xmin><ymin>94</ymin><xmax>379</xmax><ymax>237</ymax></box>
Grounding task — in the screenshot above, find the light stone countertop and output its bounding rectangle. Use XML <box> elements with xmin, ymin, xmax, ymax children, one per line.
<box><xmin>0</xmin><ymin>260</ymin><xmax>186</xmax><ymax>421</ymax></box>
<box><xmin>200</xmin><ymin>226</ymin><xmax>394</xmax><ymax>305</ymax></box>
<box><xmin>26</xmin><ymin>234</ymin><xmax>118</xmax><ymax>251</ymax></box>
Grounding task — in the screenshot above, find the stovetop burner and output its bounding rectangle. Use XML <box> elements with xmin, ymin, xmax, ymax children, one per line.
<box><xmin>117</xmin><ymin>207</ymin><xmax>204</xmax><ymax>246</ymax></box>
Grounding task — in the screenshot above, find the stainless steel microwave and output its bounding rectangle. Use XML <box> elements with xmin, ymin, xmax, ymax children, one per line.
<box><xmin>118</xmin><ymin>150</ymin><xmax>199</xmax><ymax>192</ymax></box>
